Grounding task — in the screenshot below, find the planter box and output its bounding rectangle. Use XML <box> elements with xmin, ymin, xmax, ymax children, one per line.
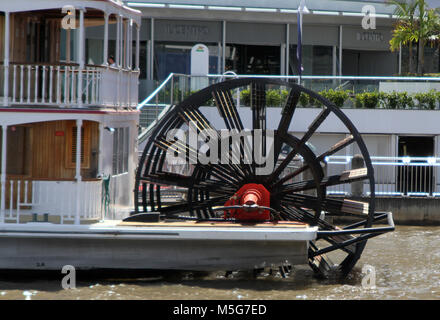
<box><xmin>200</xmin><ymin>106</ymin><xmax>440</xmax><ymax>135</ymax></box>
<box><xmin>379</xmin><ymin>82</ymin><xmax>440</xmax><ymax>94</ymax></box>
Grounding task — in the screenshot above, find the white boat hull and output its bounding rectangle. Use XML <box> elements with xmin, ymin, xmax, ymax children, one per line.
<box><xmin>0</xmin><ymin>221</ymin><xmax>317</xmax><ymax>271</ymax></box>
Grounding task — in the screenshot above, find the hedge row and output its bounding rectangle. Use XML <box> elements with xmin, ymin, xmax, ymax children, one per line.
<box><xmin>240</xmin><ymin>89</ymin><xmax>440</xmax><ymax>110</ymax></box>
<box><xmin>158</xmin><ymin>87</ymin><xmax>440</xmax><ymax>110</ymax></box>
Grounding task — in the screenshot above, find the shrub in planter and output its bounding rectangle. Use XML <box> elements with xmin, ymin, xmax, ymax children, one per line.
<box><xmin>402</xmin><ymin>92</ymin><xmax>414</xmax><ymax>109</ymax></box>
<box><xmin>353</xmin><ymin>94</ymin><xmax>363</xmax><ymax>108</ymax></box>
<box><xmin>413</xmin><ymin>90</ymin><xmax>437</xmax><ymax>110</ymax></box>
<box><xmin>436</xmin><ymin>91</ymin><xmax>440</xmax><ymax>106</ymax></box>
<box><xmin>240</xmin><ymin>89</ymin><xmax>250</xmax><ymax>106</ymax></box>
<box><xmin>309</xmin><ymin>93</ymin><xmax>323</xmax><ymax>108</ymax></box>
<box><xmin>320</xmin><ymin>89</ymin><xmax>350</xmax><ymax>108</ymax></box>
<box><xmin>385</xmin><ymin>91</ymin><xmax>413</xmax><ymax>109</ymax></box>
<box><xmin>356</xmin><ymin>92</ymin><xmax>381</xmax><ymax>109</ymax></box>
<box><xmin>240</xmin><ymin>88</ymin><xmax>282</xmax><ymax>106</ymax></box>
<box><xmin>266</xmin><ymin>89</ymin><xmax>282</xmax><ymax>106</ymax></box>
<box><xmin>378</xmin><ymin>92</ymin><xmax>387</xmax><ymax>108</ymax></box>
<box><xmin>385</xmin><ymin>91</ymin><xmax>400</xmax><ymax>109</ymax></box>
<box><xmin>299</xmin><ymin>92</ymin><xmax>309</xmax><ymax>107</ymax></box>
<box><xmin>281</xmin><ymin>89</ymin><xmax>289</xmax><ymax>106</ymax></box>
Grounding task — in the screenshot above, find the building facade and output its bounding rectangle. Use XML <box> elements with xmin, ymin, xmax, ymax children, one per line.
<box><xmin>110</xmin><ymin>0</ymin><xmax>440</xmax><ymax>88</ymax></box>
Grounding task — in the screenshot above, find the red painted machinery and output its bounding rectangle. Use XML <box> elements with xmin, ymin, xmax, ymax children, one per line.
<box><xmin>223</xmin><ymin>183</ymin><xmax>271</xmax><ymax>221</ymax></box>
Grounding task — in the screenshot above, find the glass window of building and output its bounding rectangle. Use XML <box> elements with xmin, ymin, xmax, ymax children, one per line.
<box><xmin>154</xmin><ymin>42</ymin><xmax>220</xmax><ymax>80</ymax></box>
<box><xmin>225</xmin><ymin>44</ymin><xmax>281</xmax><ymax>75</ymax></box>
<box><xmin>288</xmin><ymin>45</ymin><xmax>333</xmax><ymax>76</ymax></box>
<box><xmin>401</xmin><ymin>46</ymin><xmax>440</xmax><ymax>75</ymax></box>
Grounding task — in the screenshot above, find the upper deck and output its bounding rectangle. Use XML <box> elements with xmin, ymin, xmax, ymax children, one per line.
<box><xmin>0</xmin><ymin>1</ymin><xmax>141</xmax><ymax>109</ymax></box>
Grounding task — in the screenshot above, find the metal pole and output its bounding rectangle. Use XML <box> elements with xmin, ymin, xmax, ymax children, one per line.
<box><xmin>146</xmin><ymin>39</ymin><xmax>151</xmax><ymax>80</ymax></box>
<box><xmin>0</xmin><ymin>126</ymin><xmax>7</xmax><ymax>223</ymax></box>
<box><xmin>170</xmin><ymin>74</ymin><xmax>174</xmax><ymax>106</ymax></box>
<box><xmin>66</xmin><ymin>29</ymin><xmax>71</xmax><ymax>63</ymax></box>
<box><xmin>98</xmin><ymin>122</ymin><xmax>104</xmax><ymax>175</ymax></box>
<box><xmin>339</xmin><ymin>25</ymin><xmax>343</xmax><ymax>76</ymax></box>
<box><xmin>136</xmin><ymin>23</ymin><xmax>140</xmax><ymax>70</ymax></box>
<box><xmin>3</xmin><ymin>12</ymin><xmax>10</xmax><ymax>107</ymax></box>
<box><xmin>286</xmin><ymin>23</ymin><xmax>290</xmax><ymax>76</ymax></box>
<box><xmin>116</xmin><ymin>15</ymin><xmax>121</xmax><ymax>67</ymax></box>
<box><xmin>217</xmin><ymin>42</ymin><xmax>221</xmax><ymax>74</ymax></box>
<box><xmin>222</xmin><ymin>20</ymin><xmax>226</xmax><ymax>74</ymax></box>
<box><xmin>126</xmin><ymin>19</ymin><xmax>130</xmax><ymax>69</ymax></box>
<box><xmin>120</xmin><ymin>17</ymin><xmax>124</xmax><ymax>68</ymax></box>
<box><xmin>280</xmin><ymin>44</ymin><xmax>285</xmax><ymax>76</ymax></box>
<box><xmin>75</xmin><ymin>119</ymin><xmax>83</xmax><ymax>225</ymax></box>
<box><xmin>150</xmin><ymin>18</ymin><xmax>154</xmax><ymax>80</ymax></box>
<box><xmin>77</xmin><ymin>9</ymin><xmax>84</xmax><ymax>107</ymax></box>
<box><xmin>399</xmin><ymin>43</ymin><xmax>402</xmax><ymax>75</ymax></box>
<box><xmin>129</xmin><ymin>19</ymin><xmax>133</xmax><ymax>69</ymax></box>
<box><xmin>103</xmin><ymin>12</ymin><xmax>109</xmax><ymax>65</ymax></box>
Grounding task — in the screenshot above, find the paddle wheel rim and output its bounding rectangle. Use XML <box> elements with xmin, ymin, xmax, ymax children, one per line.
<box><xmin>135</xmin><ymin>78</ymin><xmax>379</xmax><ymax>277</ymax></box>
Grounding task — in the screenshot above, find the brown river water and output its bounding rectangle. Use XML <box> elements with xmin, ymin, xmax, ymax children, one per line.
<box><xmin>0</xmin><ymin>226</ymin><xmax>439</xmax><ymax>300</ymax></box>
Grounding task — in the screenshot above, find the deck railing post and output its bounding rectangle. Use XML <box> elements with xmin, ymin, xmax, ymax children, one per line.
<box><xmin>27</xmin><ymin>65</ymin><xmax>31</xmax><ymax>104</ymax></box>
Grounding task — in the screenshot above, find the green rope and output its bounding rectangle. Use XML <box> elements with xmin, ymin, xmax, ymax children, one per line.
<box><xmin>101</xmin><ymin>175</ymin><xmax>111</xmax><ymax>219</ymax></box>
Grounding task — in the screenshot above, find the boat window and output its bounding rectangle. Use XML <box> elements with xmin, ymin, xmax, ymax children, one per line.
<box><xmin>65</xmin><ymin>121</ymin><xmax>91</xmax><ymax>169</ymax></box>
<box><xmin>112</xmin><ymin>127</ymin><xmax>129</xmax><ymax>175</ymax></box>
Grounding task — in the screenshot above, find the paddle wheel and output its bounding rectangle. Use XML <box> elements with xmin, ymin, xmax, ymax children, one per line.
<box><xmin>134</xmin><ymin>78</ymin><xmax>394</xmax><ymax>277</ymax></box>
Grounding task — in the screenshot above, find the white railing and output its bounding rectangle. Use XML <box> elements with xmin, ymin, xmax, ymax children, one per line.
<box><xmin>326</xmin><ymin>156</ymin><xmax>440</xmax><ymax>197</ymax></box>
<box><xmin>1</xmin><ymin>63</ymin><xmax>139</xmax><ymax>108</ymax></box>
<box><xmin>0</xmin><ymin>179</ymin><xmax>103</xmax><ymax>223</ymax></box>
<box><xmin>101</xmin><ymin>67</ymin><xmax>139</xmax><ymax>108</ymax></box>
<box><xmin>135</xmin><ymin>153</ymin><xmax>440</xmax><ymax>199</ymax></box>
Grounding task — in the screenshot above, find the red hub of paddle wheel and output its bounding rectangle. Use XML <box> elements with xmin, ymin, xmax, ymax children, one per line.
<box><xmin>223</xmin><ymin>183</ymin><xmax>270</xmax><ymax>221</ymax></box>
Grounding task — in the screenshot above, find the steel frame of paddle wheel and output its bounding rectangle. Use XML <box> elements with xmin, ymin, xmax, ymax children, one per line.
<box><xmin>134</xmin><ymin>78</ymin><xmax>394</xmax><ymax>277</ymax></box>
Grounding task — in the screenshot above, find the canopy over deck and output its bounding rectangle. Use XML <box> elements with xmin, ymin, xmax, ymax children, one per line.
<box><xmin>0</xmin><ymin>0</ymin><xmax>141</xmax><ymax>24</ymax></box>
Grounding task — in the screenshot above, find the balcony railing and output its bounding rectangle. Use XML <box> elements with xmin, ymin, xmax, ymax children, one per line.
<box><xmin>1</xmin><ymin>62</ymin><xmax>139</xmax><ymax>108</ymax></box>
<box><xmin>0</xmin><ymin>179</ymin><xmax>103</xmax><ymax>223</ymax></box>
<box><xmin>326</xmin><ymin>156</ymin><xmax>440</xmax><ymax>197</ymax></box>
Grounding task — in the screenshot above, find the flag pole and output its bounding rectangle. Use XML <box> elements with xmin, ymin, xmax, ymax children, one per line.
<box><xmin>296</xmin><ymin>0</ymin><xmax>309</xmax><ymax>84</ymax></box>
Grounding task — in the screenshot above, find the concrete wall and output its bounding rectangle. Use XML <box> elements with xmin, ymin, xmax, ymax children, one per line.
<box><xmin>374</xmin><ymin>197</ymin><xmax>440</xmax><ymax>226</ymax></box>
<box><xmin>380</xmin><ymin>82</ymin><xmax>440</xmax><ymax>94</ymax></box>
<box><xmin>200</xmin><ymin>107</ymin><xmax>440</xmax><ymax>136</ymax></box>
<box><xmin>335</xmin><ymin>197</ymin><xmax>440</xmax><ymax>226</ymax></box>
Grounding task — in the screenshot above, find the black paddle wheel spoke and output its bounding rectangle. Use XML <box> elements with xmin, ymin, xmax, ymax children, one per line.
<box><xmin>273</xmin><ymin>135</ymin><xmax>356</xmax><ymax>188</ymax></box>
<box><xmin>212</xmin><ymin>88</ymin><xmax>254</xmax><ymax>177</ymax></box>
<box><xmin>273</xmin><ymin>88</ymin><xmax>301</xmax><ymax>162</ymax></box>
<box><xmin>179</xmin><ymin>105</ymin><xmax>249</xmax><ymax>180</ymax></box>
<box><xmin>267</xmin><ymin>107</ymin><xmax>331</xmax><ymax>184</ymax></box>
<box><xmin>282</xmin><ymin>194</ymin><xmax>369</xmax><ymax>218</ymax></box>
<box><xmin>157</xmin><ymin>195</ymin><xmax>233</xmax><ymax>216</ymax></box>
<box><xmin>277</xmin><ymin>168</ymin><xmax>368</xmax><ymax>195</ymax></box>
<box><xmin>134</xmin><ymin>78</ymin><xmax>394</xmax><ymax>278</ymax></box>
<box><xmin>251</xmin><ymin>82</ymin><xmax>267</xmax><ymax>131</ymax></box>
